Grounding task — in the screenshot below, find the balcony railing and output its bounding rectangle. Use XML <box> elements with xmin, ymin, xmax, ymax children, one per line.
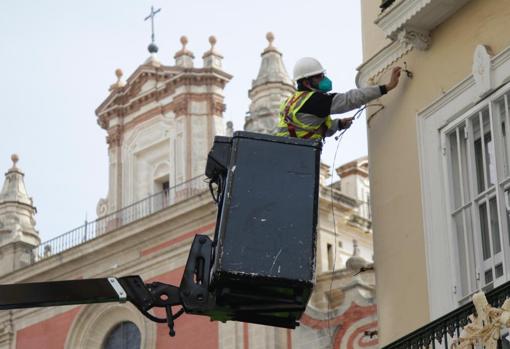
<box><xmin>382</xmin><ymin>282</ymin><xmax>510</xmax><ymax>349</ymax></box>
<box><xmin>33</xmin><ymin>176</ymin><xmax>209</xmax><ymax>262</ymax></box>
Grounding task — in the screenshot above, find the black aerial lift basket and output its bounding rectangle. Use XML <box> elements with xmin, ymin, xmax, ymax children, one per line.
<box><xmin>205</xmin><ymin>131</ymin><xmax>322</xmax><ymax>328</ymax></box>
<box><xmin>0</xmin><ymin>131</ymin><xmax>322</xmax><ymax>336</ymax></box>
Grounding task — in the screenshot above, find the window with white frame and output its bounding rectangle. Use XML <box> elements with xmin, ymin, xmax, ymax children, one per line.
<box><xmin>443</xmin><ymin>90</ymin><xmax>510</xmax><ymax>299</ymax></box>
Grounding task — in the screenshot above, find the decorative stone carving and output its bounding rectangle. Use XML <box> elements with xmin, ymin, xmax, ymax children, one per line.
<box><xmin>356</xmin><ymin>39</ymin><xmax>414</xmax><ymax>88</ymax></box>
<box><xmin>109</xmin><ymin>68</ymin><xmax>126</xmax><ymax>92</ymax></box>
<box><xmin>96</xmin><ymin>198</ymin><xmax>108</xmax><ymax>217</ymax></box>
<box><xmin>346</xmin><ymin>239</ymin><xmax>369</xmax><ymax>272</ymax></box>
<box><xmin>173</xmin><ymin>95</ymin><xmax>190</xmax><ymax>117</ymax></box>
<box><xmin>106</xmin><ymin>125</ymin><xmax>124</xmax><ymax>148</ymax></box>
<box><xmin>453</xmin><ymin>291</ymin><xmax>510</xmax><ymax>349</ymax></box>
<box><xmin>473</xmin><ymin>45</ymin><xmax>494</xmax><ymax>98</ymax></box>
<box><xmin>210</xmin><ymin>97</ymin><xmax>226</xmax><ymax>116</ymax></box>
<box><xmin>397</xmin><ymin>27</ymin><xmax>431</xmax><ymax>51</ymax></box>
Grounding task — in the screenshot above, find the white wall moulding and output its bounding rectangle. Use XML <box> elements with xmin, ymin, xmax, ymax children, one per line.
<box><xmin>472</xmin><ymin>45</ymin><xmax>494</xmax><ymax>98</ymax></box>
<box><xmin>356</xmin><ymin>40</ymin><xmax>413</xmax><ymax>88</ymax></box>
<box><xmin>375</xmin><ymin>0</ymin><xmax>473</xmax><ymax>50</ymax></box>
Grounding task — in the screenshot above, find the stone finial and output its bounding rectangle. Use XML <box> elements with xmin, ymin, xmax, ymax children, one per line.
<box><xmin>10</xmin><ymin>154</ymin><xmax>19</xmax><ymax>169</ymax></box>
<box><xmin>263</xmin><ymin>32</ymin><xmax>279</xmax><ymax>54</ymax></box>
<box><xmin>226</xmin><ymin>121</ymin><xmax>234</xmax><ymax>137</ymax></box>
<box><xmin>181</xmin><ymin>35</ymin><xmax>188</xmax><ymax>50</ymax></box>
<box><xmin>266</xmin><ymin>32</ymin><xmax>275</xmax><ymax>47</ymax></box>
<box><xmin>209</xmin><ymin>35</ymin><xmax>217</xmax><ymax>50</ymax></box>
<box><xmin>352</xmin><ymin>240</ymin><xmax>360</xmax><ymax>256</ymax></box>
<box><xmin>175</xmin><ymin>35</ymin><xmax>195</xmax><ymax>67</ymax></box>
<box><xmin>203</xmin><ymin>35</ymin><xmax>220</xmax><ymax>57</ymax></box>
<box><xmin>346</xmin><ymin>239</ymin><xmax>368</xmax><ymax>272</ymax></box>
<box><xmin>109</xmin><ymin>68</ymin><xmax>126</xmax><ymax>91</ymax></box>
<box><xmin>148</xmin><ymin>42</ymin><xmax>159</xmax><ymax>54</ymax></box>
<box><xmin>202</xmin><ymin>35</ymin><xmax>223</xmax><ymax>69</ymax></box>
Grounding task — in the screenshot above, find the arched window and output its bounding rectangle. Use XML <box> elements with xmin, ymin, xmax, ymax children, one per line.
<box><xmin>103</xmin><ymin>321</ymin><xmax>141</xmax><ymax>349</ymax></box>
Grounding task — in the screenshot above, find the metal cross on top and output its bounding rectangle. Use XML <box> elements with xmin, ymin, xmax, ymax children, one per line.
<box><xmin>145</xmin><ymin>6</ymin><xmax>161</xmax><ymax>44</ymax></box>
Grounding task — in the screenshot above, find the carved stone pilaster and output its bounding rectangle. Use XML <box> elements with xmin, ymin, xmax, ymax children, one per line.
<box><xmin>0</xmin><ymin>313</ymin><xmax>14</xmax><ymax>346</ymax></box>
<box><xmin>106</xmin><ymin>125</ymin><xmax>124</xmax><ymax>148</ymax></box>
<box><xmin>173</xmin><ymin>95</ymin><xmax>190</xmax><ymax>117</ymax></box>
<box><xmin>210</xmin><ymin>96</ymin><xmax>226</xmax><ymax>116</ymax></box>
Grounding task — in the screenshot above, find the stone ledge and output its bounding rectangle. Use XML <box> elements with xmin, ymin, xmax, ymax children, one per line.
<box><xmin>375</xmin><ymin>0</ymin><xmax>472</xmax><ymax>50</ymax></box>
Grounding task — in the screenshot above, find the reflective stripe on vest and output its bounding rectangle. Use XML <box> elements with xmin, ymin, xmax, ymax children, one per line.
<box><xmin>275</xmin><ymin>91</ymin><xmax>332</xmax><ymax>140</ymax></box>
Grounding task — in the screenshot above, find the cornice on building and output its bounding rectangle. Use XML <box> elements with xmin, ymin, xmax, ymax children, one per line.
<box><xmin>336</xmin><ymin>157</ymin><xmax>369</xmax><ymax>179</ymax></box>
<box><xmin>375</xmin><ymin>0</ymin><xmax>472</xmax><ymax>50</ymax></box>
<box><xmin>96</xmin><ymin>69</ymin><xmax>232</xmax><ymax>137</ymax></box>
<box><xmin>358</xmin><ymin>0</ymin><xmax>473</xmax><ymax>87</ymax></box>
<box><xmin>356</xmin><ymin>39</ymin><xmax>413</xmax><ymax>88</ymax></box>
<box><xmin>96</xmin><ymin>36</ymin><xmax>232</xmax><ymax>132</ymax></box>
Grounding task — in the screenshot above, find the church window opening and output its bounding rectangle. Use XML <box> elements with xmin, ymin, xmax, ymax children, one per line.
<box><xmin>443</xmin><ymin>90</ymin><xmax>510</xmax><ymax>300</ymax></box>
<box><xmin>102</xmin><ymin>321</ymin><xmax>141</xmax><ymax>349</ymax></box>
<box><xmin>327</xmin><ymin>243</ymin><xmax>334</xmax><ymax>270</ymax></box>
<box><xmin>154</xmin><ymin>175</ymin><xmax>170</xmax><ymax>209</ymax></box>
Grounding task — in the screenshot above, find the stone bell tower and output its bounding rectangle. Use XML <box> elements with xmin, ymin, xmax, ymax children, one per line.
<box><xmin>0</xmin><ymin>155</ymin><xmax>40</xmax><ymax>275</ymax></box>
<box><xmin>95</xmin><ymin>35</ymin><xmax>232</xmax><ymax>215</ymax></box>
<box><xmin>244</xmin><ymin>32</ymin><xmax>295</xmax><ymax>134</ymax></box>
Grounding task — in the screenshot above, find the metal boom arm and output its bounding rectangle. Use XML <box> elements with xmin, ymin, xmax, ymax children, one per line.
<box><xmin>0</xmin><ymin>234</ymin><xmax>213</xmax><ymax>337</ymax></box>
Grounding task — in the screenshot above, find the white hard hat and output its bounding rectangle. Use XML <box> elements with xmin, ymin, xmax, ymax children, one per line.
<box><xmin>293</xmin><ymin>57</ymin><xmax>326</xmax><ymax>81</ymax></box>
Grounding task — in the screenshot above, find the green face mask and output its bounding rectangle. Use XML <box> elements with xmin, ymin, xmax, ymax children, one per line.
<box><xmin>317</xmin><ymin>76</ymin><xmax>333</xmax><ymax>92</ymax></box>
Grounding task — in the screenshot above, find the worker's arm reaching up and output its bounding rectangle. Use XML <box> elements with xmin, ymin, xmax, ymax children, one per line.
<box><xmin>329</xmin><ymin>66</ymin><xmax>402</xmax><ymax>132</ymax></box>
<box><xmin>275</xmin><ymin>58</ymin><xmax>402</xmax><ymax>140</ymax></box>
<box><xmin>332</xmin><ymin>66</ymin><xmax>401</xmax><ymax>113</ymax></box>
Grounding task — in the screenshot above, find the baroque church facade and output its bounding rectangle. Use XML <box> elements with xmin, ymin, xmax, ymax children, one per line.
<box><xmin>0</xmin><ymin>33</ymin><xmax>377</xmax><ymax>349</ymax></box>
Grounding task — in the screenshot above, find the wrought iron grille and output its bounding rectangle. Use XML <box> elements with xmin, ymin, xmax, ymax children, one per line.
<box><xmin>33</xmin><ymin>176</ymin><xmax>209</xmax><ymax>262</ymax></box>
<box><xmin>382</xmin><ymin>282</ymin><xmax>510</xmax><ymax>349</ymax></box>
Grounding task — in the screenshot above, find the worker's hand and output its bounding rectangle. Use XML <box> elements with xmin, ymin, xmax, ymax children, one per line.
<box><xmin>325</xmin><ymin>117</ymin><xmax>354</xmax><ymax>137</ymax></box>
<box><xmin>385</xmin><ymin>67</ymin><xmax>401</xmax><ymax>91</ymax></box>
<box><xmin>339</xmin><ymin>117</ymin><xmax>354</xmax><ymax>130</ymax></box>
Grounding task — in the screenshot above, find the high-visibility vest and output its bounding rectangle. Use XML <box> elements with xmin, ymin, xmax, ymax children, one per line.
<box><xmin>274</xmin><ymin>91</ymin><xmax>332</xmax><ymax>140</ymax></box>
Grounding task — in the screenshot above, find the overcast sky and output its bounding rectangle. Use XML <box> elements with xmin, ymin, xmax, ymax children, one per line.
<box><xmin>0</xmin><ymin>0</ymin><xmax>367</xmax><ymax>242</ymax></box>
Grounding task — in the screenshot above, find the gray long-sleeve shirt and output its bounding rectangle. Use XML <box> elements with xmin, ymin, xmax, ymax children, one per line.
<box><xmin>298</xmin><ymin>85</ymin><xmax>385</xmax><ymax>117</ymax></box>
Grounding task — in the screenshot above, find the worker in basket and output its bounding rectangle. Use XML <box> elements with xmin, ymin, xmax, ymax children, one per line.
<box><xmin>275</xmin><ymin>57</ymin><xmax>401</xmax><ymax>140</ymax></box>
